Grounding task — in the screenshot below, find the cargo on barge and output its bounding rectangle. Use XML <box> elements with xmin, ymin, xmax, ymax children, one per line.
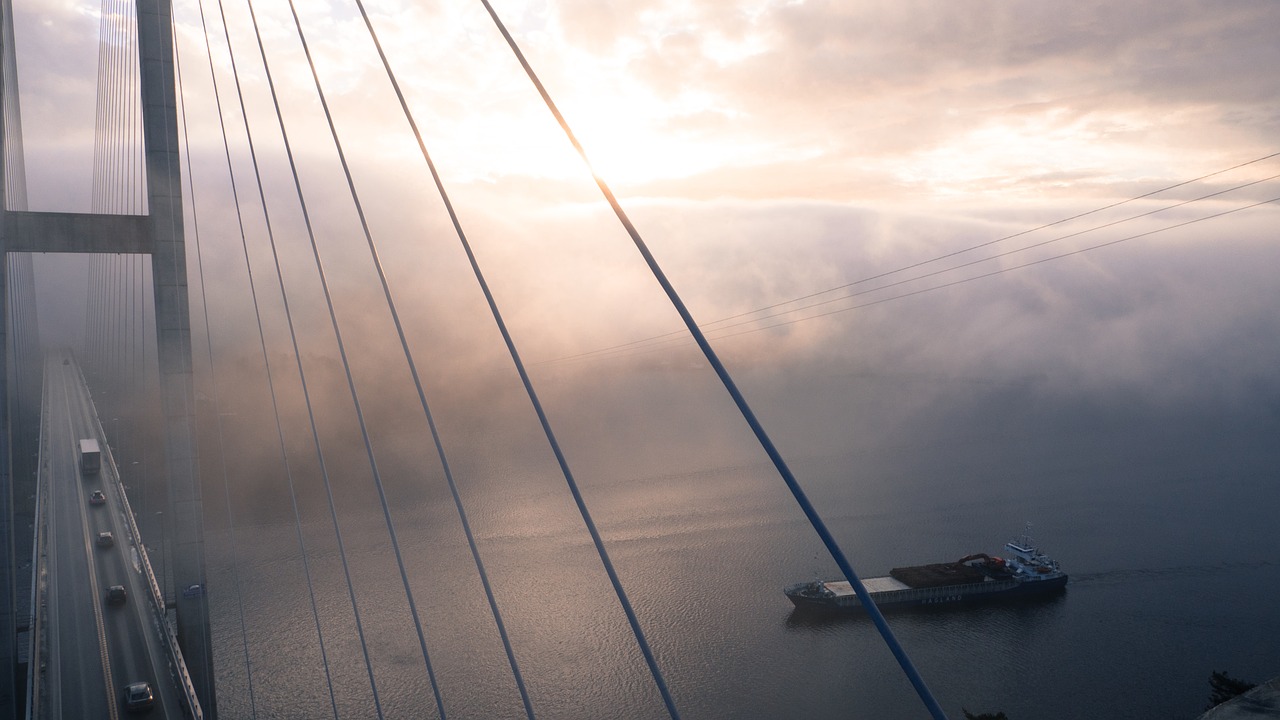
<box><xmin>785</xmin><ymin>529</ymin><xmax>1067</xmax><ymax>611</ymax></box>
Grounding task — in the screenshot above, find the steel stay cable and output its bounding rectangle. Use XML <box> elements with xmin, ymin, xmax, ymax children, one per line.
<box><xmin>602</xmin><ymin>194</ymin><xmax>1280</xmax><ymax>353</ymax></box>
<box><xmin>117</xmin><ymin>0</ymin><xmax>127</xmax><ymax>212</ymax></box>
<box><xmin>275</xmin><ymin>3</ymin><xmax>449</xmax><ymax>715</ymax></box>
<box><xmin>198</xmin><ymin>0</ymin><xmax>344</xmax><ymax>715</ymax></box>
<box><xmin>130</xmin><ymin>0</ymin><xmax>141</xmax><ymax>213</ymax></box>
<box><xmin>83</xmin><ymin>258</ymin><xmax>91</xmax><ymax>368</ymax></box>
<box><xmin>94</xmin><ymin>0</ymin><xmax>118</xmax><ymax>212</ymax></box>
<box><xmin>93</xmin><ymin>257</ymin><xmax>99</xmax><ymax>369</ymax></box>
<box><xmin>236</xmin><ymin>0</ymin><xmax>386</xmax><ymax>713</ymax></box>
<box><xmin>120</xmin><ymin>0</ymin><xmax>131</xmax><ymax>211</ymax></box>
<box><xmin>112</xmin><ymin>0</ymin><xmax>122</xmax><ymax>212</ymax></box>
<box><xmin>172</xmin><ymin>11</ymin><xmax>259</xmax><ymax>714</ymax></box>
<box><xmin>715</xmin><ymin>173</ymin><xmax>1280</xmax><ymax>330</ymax></box>
<box><xmin>92</xmin><ymin>0</ymin><xmax>106</xmax><ymax>211</ymax></box>
<box><xmin>730</xmin><ymin>155</ymin><xmax>1280</xmax><ymax>312</ymax></box>
<box><xmin>116</xmin><ymin>255</ymin><xmax>123</xmax><ymax>382</ymax></box>
<box><xmin>92</xmin><ymin>258</ymin><xmax>100</xmax><ymax>369</ymax></box>
<box><xmin>108</xmin><ymin>254</ymin><xmax>116</xmax><ymax>383</ymax></box>
<box><xmin>102</xmin><ymin>0</ymin><xmax>113</xmax><ymax>211</ymax></box>
<box><xmin>118</xmin><ymin>0</ymin><xmax>130</xmax><ymax>210</ymax></box>
<box><xmin>565</xmin><ymin>172</ymin><xmax>1280</xmax><ymax>364</ymax></box>
<box><xmin>118</xmin><ymin>0</ymin><xmax>131</xmax><ymax>212</ymax></box>
<box><xmin>95</xmin><ymin>0</ymin><xmax>107</xmax><ymax>211</ymax></box>
<box><xmin>0</xmin><ymin>0</ymin><xmax>20</xmax><ymax>208</ymax></box>
<box><xmin>107</xmin><ymin>0</ymin><xmax>121</xmax><ymax>212</ymax></box>
<box><xmin>707</xmin><ymin>194</ymin><xmax>1280</xmax><ymax>338</ymax></box>
<box><xmin>338</xmin><ymin>1</ymin><xmax>541</xmax><ymax>716</ymax></box>
<box><xmin>114</xmin><ymin>0</ymin><xmax>125</xmax><ymax>211</ymax></box>
<box><xmin>351</xmin><ymin>3</ymin><xmax>682</xmax><ymax>716</ymax></box>
<box><xmin>541</xmin><ymin>151</ymin><xmax>1280</xmax><ymax>365</ymax></box>
<box><xmin>476</xmin><ymin>2</ymin><xmax>947</xmax><ymax>717</ymax></box>
<box><xmin>120</xmin><ymin>0</ymin><xmax>132</xmax><ymax>211</ymax></box>
<box><xmin>113</xmin><ymin>0</ymin><xmax>123</xmax><ymax>211</ymax></box>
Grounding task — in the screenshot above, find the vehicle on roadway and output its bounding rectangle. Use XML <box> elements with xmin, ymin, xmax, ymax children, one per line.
<box><xmin>97</xmin><ymin>531</ymin><xmax>114</xmax><ymax>548</ymax></box>
<box><xmin>80</xmin><ymin>438</ymin><xmax>102</xmax><ymax>474</ymax></box>
<box><xmin>106</xmin><ymin>585</ymin><xmax>127</xmax><ymax>605</ymax></box>
<box><xmin>122</xmin><ymin>681</ymin><xmax>154</xmax><ymax>713</ymax></box>
<box><xmin>89</xmin><ymin>490</ymin><xmax>106</xmax><ymax>505</ymax></box>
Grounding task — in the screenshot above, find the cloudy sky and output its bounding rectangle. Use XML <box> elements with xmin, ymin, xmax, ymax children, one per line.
<box><xmin>11</xmin><ymin>0</ymin><xmax>1280</xmax><ymax>449</ymax></box>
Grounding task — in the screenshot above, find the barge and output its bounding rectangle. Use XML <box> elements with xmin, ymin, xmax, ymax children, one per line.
<box><xmin>785</xmin><ymin>530</ymin><xmax>1067</xmax><ymax>612</ymax></box>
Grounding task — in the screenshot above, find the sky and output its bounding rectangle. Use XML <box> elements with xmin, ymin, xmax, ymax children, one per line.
<box><xmin>10</xmin><ymin>0</ymin><xmax>1280</xmax><ymax>507</ymax></box>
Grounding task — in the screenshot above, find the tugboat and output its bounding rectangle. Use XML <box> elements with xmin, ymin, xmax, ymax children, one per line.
<box><xmin>785</xmin><ymin>526</ymin><xmax>1067</xmax><ymax>611</ymax></box>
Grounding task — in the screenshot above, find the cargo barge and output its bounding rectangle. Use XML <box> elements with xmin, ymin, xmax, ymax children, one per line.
<box><xmin>785</xmin><ymin>530</ymin><xmax>1067</xmax><ymax>612</ymax></box>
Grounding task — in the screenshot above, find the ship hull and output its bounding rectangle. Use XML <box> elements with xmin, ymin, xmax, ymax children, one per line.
<box><xmin>785</xmin><ymin>573</ymin><xmax>1068</xmax><ymax>612</ymax></box>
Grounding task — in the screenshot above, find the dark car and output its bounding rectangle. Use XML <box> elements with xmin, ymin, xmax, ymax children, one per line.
<box><xmin>97</xmin><ymin>531</ymin><xmax>114</xmax><ymax>548</ymax></box>
<box><xmin>122</xmin><ymin>681</ymin><xmax>154</xmax><ymax>712</ymax></box>
<box><xmin>89</xmin><ymin>490</ymin><xmax>106</xmax><ymax>505</ymax></box>
<box><xmin>106</xmin><ymin>585</ymin><xmax>127</xmax><ymax>605</ymax></box>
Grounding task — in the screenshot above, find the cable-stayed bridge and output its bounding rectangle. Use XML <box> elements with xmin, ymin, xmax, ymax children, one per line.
<box><xmin>1</xmin><ymin>1</ymin><xmax>1277</xmax><ymax>719</ymax></box>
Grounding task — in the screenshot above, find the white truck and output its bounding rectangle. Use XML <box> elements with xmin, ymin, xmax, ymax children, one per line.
<box><xmin>79</xmin><ymin>438</ymin><xmax>101</xmax><ymax>475</ymax></box>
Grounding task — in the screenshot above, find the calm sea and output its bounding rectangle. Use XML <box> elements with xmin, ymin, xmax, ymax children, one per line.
<box><xmin>175</xmin><ymin>389</ymin><xmax>1279</xmax><ymax>720</ymax></box>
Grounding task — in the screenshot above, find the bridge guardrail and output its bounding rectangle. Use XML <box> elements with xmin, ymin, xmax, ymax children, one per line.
<box><xmin>83</xmin><ymin>365</ymin><xmax>204</xmax><ymax>720</ymax></box>
<box><xmin>25</xmin><ymin>364</ymin><xmax>53</xmax><ymax>720</ymax></box>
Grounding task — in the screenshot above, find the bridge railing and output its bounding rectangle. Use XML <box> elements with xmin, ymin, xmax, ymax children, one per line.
<box><xmin>25</xmin><ymin>365</ymin><xmax>53</xmax><ymax>720</ymax></box>
<box><xmin>84</xmin><ymin>367</ymin><xmax>204</xmax><ymax>720</ymax></box>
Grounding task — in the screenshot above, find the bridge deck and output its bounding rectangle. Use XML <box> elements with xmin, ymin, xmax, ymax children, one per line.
<box><xmin>31</xmin><ymin>352</ymin><xmax>190</xmax><ymax>719</ymax></box>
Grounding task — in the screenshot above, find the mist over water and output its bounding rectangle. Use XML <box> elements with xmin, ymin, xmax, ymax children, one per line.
<box><xmin>32</xmin><ymin>181</ymin><xmax>1280</xmax><ymax>718</ymax></box>
<box><xmin>192</xmin><ymin>347</ymin><xmax>1280</xmax><ymax>719</ymax></box>
<box><xmin>41</xmin><ymin>184</ymin><xmax>1268</xmax><ymax>719</ymax></box>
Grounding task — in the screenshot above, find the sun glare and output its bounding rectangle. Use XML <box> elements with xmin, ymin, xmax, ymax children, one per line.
<box><xmin>568</xmin><ymin>103</ymin><xmax>731</xmax><ymax>187</ymax></box>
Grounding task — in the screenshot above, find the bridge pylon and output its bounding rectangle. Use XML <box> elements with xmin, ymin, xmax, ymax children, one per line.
<box><xmin>0</xmin><ymin>1</ymin><xmax>217</xmax><ymax>717</ymax></box>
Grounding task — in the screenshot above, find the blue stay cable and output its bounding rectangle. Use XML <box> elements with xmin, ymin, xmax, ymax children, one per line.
<box><xmin>475</xmin><ymin>1</ymin><xmax>948</xmax><ymax>717</ymax></box>
<box><xmin>340</xmin><ymin>4</ymin><xmax>683</xmax><ymax>718</ymax></box>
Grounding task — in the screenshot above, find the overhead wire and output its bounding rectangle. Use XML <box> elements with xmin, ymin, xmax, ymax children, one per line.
<box><xmin>476</xmin><ymin>2</ymin><xmax>947</xmax><ymax>717</ymax></box>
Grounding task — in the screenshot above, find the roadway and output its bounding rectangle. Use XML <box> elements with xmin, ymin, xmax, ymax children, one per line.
<box><xmin>36</xmin><ymin>351</ymin><xmax>185</xmax><ymax>718</ymax></box>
